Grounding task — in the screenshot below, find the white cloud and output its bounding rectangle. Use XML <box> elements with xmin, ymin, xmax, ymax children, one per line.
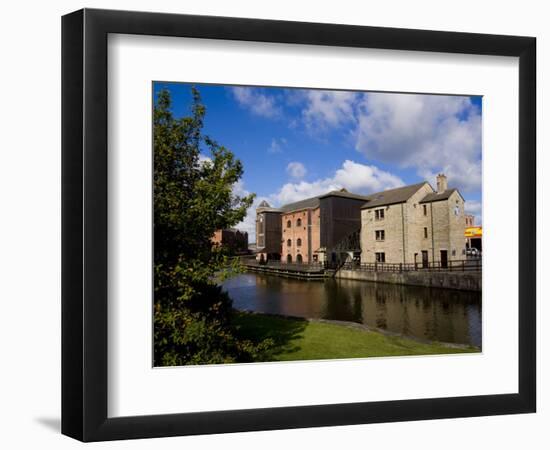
<box><xmin>302</xmin><ymin>90</ymin><xmax>358</xmax><ymax>130</ymax></box>
<box><xmin>274</xmin><ymin>180</ymin><xmax>338</xmax><ymax>205</ymax></box>
<box><xmin>232</xmin><ymin>180</ymin><xmax>248</xmax><ymax>198</ymax></box>
<box><xmin>268</xmin><ymin>137</ymin><xmax>286</xmax><ymax>154</ymax></box>
<box><xmin>354</xmin><ymin>93</ymin><xmax>482</xmax><ymax>193</ymax></box>
<box><xmin>235</xmin><ymin>199</ymin><xmax>260</xmax><ymax>243</ymax></box>
<box><xmin>198</xmin><ymin>153</ymin><xmax>212</xmax><ymax>166</ymax></box>
<box><xmin>230</xmin><ymin>88</ymin><xmax>481</xmax><ymax>196</ymax></box>
<box><xmin>293</xmin><ymin>90</ymin><xmax>481</xmax><ymax>196</ymax></box>
<box><xmin>286</xmin><ymin>161</ymin><xmax>307</xmax><ymax>179</ymax></box>
<box><xmin>231</xmin><ymin>181</ymin><xmax>259</xmax><ymax>242</ymax></box>
<box><xmin>234</xmin><ymin>160</ymin><xmax>403</xmax><ymax>242</ymax></box>
<box><xmin>332</xmin><ymin>160</ymin><xmax>404</xmax><ymax>192</ymax></box>
<box><xmin>230</xmin><ymin>87</ymin><xmax>280</xmax><ymax>118</ymax></box>
<box><xmin>274</xmin><ymin>160</ymin><xmax>403</xmax><ymax>205</ymax></box>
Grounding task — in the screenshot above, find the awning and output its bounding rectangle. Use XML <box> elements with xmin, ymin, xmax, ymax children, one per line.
<box><xmin>465</xmin><ymin>226</ymin><xmax>482</xmax><ymax>238</ymax></box>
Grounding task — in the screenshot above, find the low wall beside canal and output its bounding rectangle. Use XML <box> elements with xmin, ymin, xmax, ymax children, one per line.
<box><xmin>336</xmin><ymin>269</ymin><xmax>481</xmax><ymax>292</ymax></box>
<box><xmin>244</xmin><ymin>261</ymin><xmax>326</xmax><ymax>280</ymax></box>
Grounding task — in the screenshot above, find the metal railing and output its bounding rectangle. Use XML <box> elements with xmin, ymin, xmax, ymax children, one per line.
<box><xmin>342</xmin><ymin>258</ymin><xmax>481</xmax><ymax>273</ymax></box>
<box><xmin>244</xmin><ymin>260</ymin><xmax>326</xmax><ymax>272</ymax></box>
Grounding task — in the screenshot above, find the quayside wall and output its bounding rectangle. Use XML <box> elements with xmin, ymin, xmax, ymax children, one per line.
<box><xmin>335</xmin><ymin>269</ymin><xmax>481</xmax><ymax>292</ymax></box>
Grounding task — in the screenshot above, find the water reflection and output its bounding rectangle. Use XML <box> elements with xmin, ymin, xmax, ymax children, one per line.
<box><xmin>222</xmin><ymin>273</ymin><xmax>481</xmax><ymax>347</ymax></box>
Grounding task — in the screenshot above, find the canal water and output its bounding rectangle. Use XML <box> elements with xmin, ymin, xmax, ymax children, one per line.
<box><xmin>222</xmin><ymin>273</ymin><xmax>481</xmax><ymax>347</ymax></box>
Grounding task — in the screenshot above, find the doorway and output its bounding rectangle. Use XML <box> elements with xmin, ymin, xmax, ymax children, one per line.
<box><xmin>440</xmin><ymin>250</ymin><xmax>448</xmax><ymax>269</ymax></box>
<box><xmin>421</xmin><ymin>250</ymin><xmax>429</xmax><ymax>268</ymax></box>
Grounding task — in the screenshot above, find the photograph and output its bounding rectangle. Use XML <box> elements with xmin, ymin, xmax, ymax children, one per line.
<box><xmin>152</xmin><ymin>82</ymin><xmax>483</xmax><ymax>367</ymax></box>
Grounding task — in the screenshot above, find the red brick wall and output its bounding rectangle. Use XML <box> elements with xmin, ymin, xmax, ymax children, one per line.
<box><xmin>211</xmin><ymin>230</ymin><xmax>223</xmax><ymax>245</ymax></box>
<box><xmin>280</xmin><ymin>207</ymin><xmax>320</xmax><ymax>263</ymax></box>
<box><xmin>311</xmin><ymin>207</ymin><xmax>321</xmax><ymax>262</ymax></box>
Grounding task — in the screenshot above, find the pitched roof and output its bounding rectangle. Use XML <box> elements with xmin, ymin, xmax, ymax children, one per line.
<box><xmin>280</xmin><ymin>196</ymin><xmax>320</xmax><ymax>213</ymax></box>
<box><xmin>274</xmin><ymin>182</ymin><xmax>451</xmax><ymax>214</ymax></box>
<box><xmin>279</xmin><ymin>189</ymin><xmax>372</xmax><ymax>213</ymax></box>
<box><xmin>420</xmin><ymin>188</ymin><xmax>461</xmax><ymax>203</ymax></box>
<box><xmin>361</xmin><ymin>182</ymin><xmax>428</xmax><ymax>209</ymax></box>
<box><xmin>256</xmin><ymin>199</ymin><xmax>283</xmax><ymax>213</ymax></box>
<box><xmin>318</xmin><ymin>190</ymin><xmax>371</xmax><ymax>201</ymax></box>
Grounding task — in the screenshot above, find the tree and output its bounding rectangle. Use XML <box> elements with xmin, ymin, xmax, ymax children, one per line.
<box><xmin>153</xmin><ymin>87</ymin><xmax>267</xmax><ymax>366</ymax></box>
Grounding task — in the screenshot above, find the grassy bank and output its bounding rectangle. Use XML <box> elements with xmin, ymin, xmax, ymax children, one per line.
<box><xmin>233</xmin><ymin>311</ymin><xmax>479</xmax><ymax>362</ymax></box>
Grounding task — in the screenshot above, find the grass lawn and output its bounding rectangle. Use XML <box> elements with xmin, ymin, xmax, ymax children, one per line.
<box><xmin>233</xmin><ymin>311</ymin><xmax>479</xmax><ymax>362</ymax></box>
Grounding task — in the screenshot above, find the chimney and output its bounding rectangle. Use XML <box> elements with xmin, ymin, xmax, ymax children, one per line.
<box><xmin>436</xmin><ymin>173</ymin><xmax>448</xmax><ymax>193</ymax></box>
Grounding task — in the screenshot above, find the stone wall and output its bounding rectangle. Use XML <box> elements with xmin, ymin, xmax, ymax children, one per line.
<box><xmin>448</xmin><ymin>191</ymin><xmax>467</xmax><ymax>261</ymax></box>
<box><xmin>403</xmin><ymin>183</ymin><xmax>434</xmax><ymax>264</ymax></box>
<box><xmin>361</xmin><ymin>203</ymin><xmax>405</xmax><ymax>264</ymax></box>
<box><xmin>360</xmin><ymin>183</ymin><xmax>466</xmax><ymax>266</ymax></box>
<box><xmin>336</xmin><ymin>269</ymin><xmax>481</xmax><ymax>292</ymax></box>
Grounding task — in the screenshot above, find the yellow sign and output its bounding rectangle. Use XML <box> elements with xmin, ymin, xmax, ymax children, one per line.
<box><xmin>465</xmin><ymin>226</ymin><xmax>482</xmax><ymax>238</ymax></box>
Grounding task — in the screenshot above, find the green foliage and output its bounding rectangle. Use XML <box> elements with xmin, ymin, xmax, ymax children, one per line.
<box><xmin>153</xmin><ymin>87</ymin><xmax>269</xmax><ymax>366</ymax></box>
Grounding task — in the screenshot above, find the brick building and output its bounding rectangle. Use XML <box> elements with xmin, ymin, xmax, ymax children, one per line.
<box><xmin>281</xmin><ymin>197</ymin><xmax>320</xmax><ymax>264</ymax></box>
<box><xmin>360</xmin><ymin>174</ymin><xmax>466</xmax><ymax>267</ymax></box>
<box><xmin>255</xmin><ymin>200</ymin><xmax>283</xmax><ymax>262</ymax></box>
<box><xmin>256</xmin><ymin>190</ymin><xmax>369</xmax><ymax>264</ymax></box>
<box><xmin>211</xmin><ymin>228</ymin><xmax>249</xmax><ymax>255</ymax></box>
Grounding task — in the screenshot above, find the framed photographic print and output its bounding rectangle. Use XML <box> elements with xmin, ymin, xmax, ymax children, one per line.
<box><xmin>61</xmin><ymin>8</ymin><xmax>536</xmax><ymax>442</ymax></box>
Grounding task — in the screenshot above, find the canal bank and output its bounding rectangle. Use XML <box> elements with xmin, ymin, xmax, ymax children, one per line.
<box><xmin>335</xmin><ymin>269</ymin><xmax>481</xmax><ymax>292</ymax></box>
<box><xmin>244</xmin><ymin>261</ymin><xmax>325</xmax><ymax>280</ymax></box>
<box><xmin>233</xmin><ymin>311</ymin><xmax>479</xmax><ymax>362</ymax></box>
<box><xmin>241</xmin><ymin>260</ymin><xmax>482</xmax><ymax>291</ymax></box>
<box><xmin>223</xmin><ymin>272</ymin><xmax>482</xmax><ymax>347</ymax></box>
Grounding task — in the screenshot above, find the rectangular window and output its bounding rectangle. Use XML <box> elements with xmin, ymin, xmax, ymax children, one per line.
<box><xmin>423</xmin><ymin>204</ymin><xmax>427</xmax><ymax>216</ymax></box>
<box><xmin>375</xmin><ymin>252</ymin><xmax>385</xmax><ymax>263</ymax></box>
<box><xmin>375</xmin><ymin>208</ymin><xmax>385</xmax><ymax>220</ymax></box>
<box><xmin>375</xmin><ymin>230</ymin><xmax>385</xmax><ymax>241</ymax></box>
<box><xmin>423</xmin><ymin>227</ymin><xmax>428</xmax><ymax>239</ymax></box>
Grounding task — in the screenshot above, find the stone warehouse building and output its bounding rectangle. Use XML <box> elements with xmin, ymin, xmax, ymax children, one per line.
<box><xmin>360</xmin><ymin>174</ymin><xmax>466</xmax><ymax>267</ymax></box>
<box><xmin>255</xmin><ymin>190</ymin><xmax>369</xmax><ymax>264</ymax></box>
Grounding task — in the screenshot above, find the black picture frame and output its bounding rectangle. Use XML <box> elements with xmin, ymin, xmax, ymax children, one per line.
<box><xmin>62</xmin><ymin>8</ymin><xmax>536</xmax><ymax>442</ymax></box>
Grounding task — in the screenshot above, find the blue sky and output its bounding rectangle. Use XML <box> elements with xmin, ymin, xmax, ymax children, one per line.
<box><xmin>154</xmin><ymin>82</ymin><xmax>482</xmax><ymax>240</ymax></box>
